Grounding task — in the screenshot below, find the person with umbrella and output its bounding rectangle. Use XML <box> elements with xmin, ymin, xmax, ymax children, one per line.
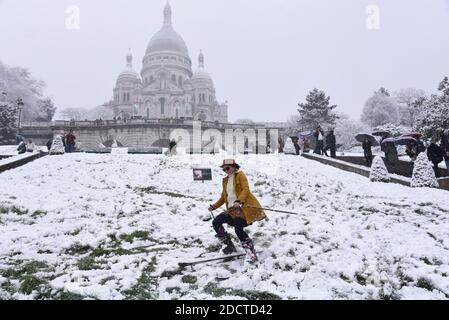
<box><xmin>395</xmin><ymin>136</ymin><xmax>418</xmax><ymax>176</ymax></box>
<box><xmin>356</xmin><ymin>134</ymin><xmax>377</xmax><ymax>167</ymax></box>
<box><xmin>403</xmin><ymin>133</ymin><xmax>426</xmax><ymax>156</ymax></box>
<box><xmin>381</xmin><ymin>137</ymin><xmax>399</xmax><ymax>174</ymax></box>
<box><xmin>405</xmin><ymin>140</ymin><xmax>418</xmax><ymax>162</ymax></box>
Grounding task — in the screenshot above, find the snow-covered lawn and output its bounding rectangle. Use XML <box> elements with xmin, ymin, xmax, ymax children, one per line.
<box><xmin>0</xmin><ymin>145</ymin><xmax>18</xmax><ymax>156</ymax></box>
<box><xmin>1</xmin><ymin>153</ymin><xmax>449</xmax><ymax>300</ymax></box>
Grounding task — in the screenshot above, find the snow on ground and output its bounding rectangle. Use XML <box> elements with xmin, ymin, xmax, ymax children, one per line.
<box><xmin>1</xmin><ymin>153</ymin><xmax>449</xmax><ymax>300</ymax></box>
<box><xmin>0</xmin><ymin>146</ymin><xmax>18</xmax><ymax>156</ymax></box>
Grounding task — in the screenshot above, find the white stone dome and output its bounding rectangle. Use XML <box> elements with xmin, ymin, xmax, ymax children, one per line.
<box><xmin>146</xmin><ymin>3</ymin><xmax>189</xmax><ymax>56</ymax></box>
<box><xmin>192</xmin><ymin>51</ymin><xmax>214</xmax><ymax>88</ymax></box>
<box><xmin>117</xmin><ymin>51</ymin><xmax>138</xmax><ymax>84</ymax></box>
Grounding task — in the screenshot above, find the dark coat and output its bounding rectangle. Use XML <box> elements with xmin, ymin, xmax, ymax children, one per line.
<box><xmin>362</xmin><ymin>141</ymin><xmax>372</xmax><ymax>157</ymax></box>
<box><xmin>442</xmin><ymin>133</ymin><xmax>449</xmax><ymax>161</ymax></box>
<box><xmin>384</xmin><ymin>143</ymin><xmax>398</xmax><ymax>163</ymax></box>
<box><xmin>17</xmin><ymin>142</ymin><xmax>26</xmax><ymax>154</ymax></box>
<box><xmin>427</xmin><ymin>143</ymin><xmax>443</xmax><ymax>164</ymax></box>
<box><xmin>326</xmin><ymin>133</ymin><xmax>336</xmax><ymax>149</ymax></box>
<box><xmin>66</xmin><ymin>133</ymin><xmax>76</xmax><ymax>145</ymax></box>
<box><xmin>416</xmin><ymin>140</ymin><xmax>426</xmax><ymax>154</ymax></box>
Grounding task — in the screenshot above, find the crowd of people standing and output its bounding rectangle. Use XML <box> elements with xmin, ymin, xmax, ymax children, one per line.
<box><xmin>379</xmin><ymin>130</ymin><xmax>449</xmax><ymax>177</ymax></box>
<box><xmin>313</xmin><ymin>127</ymin><xmax>337</xmax><ymax>158</ymax></box>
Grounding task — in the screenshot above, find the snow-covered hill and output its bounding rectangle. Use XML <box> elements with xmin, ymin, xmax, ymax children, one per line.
<box><xmin>0</xmin><ymin>153</ymin><xmax>449</xmax><ymax>300</ymax></box>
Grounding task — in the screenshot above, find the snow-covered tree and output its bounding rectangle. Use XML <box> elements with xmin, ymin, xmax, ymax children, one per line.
<box><xmin>361</xmin><ymin>88</ymin><xmax>399</xmax><ymax>127</ymax></box>
<box><xmin>297</xmin><ymin>88</ymin><xmax>338</xmax><ymax>129</ymax></box>
<box><xmin>393</xmin><ymin>88</ymin><xmax>426</xmax><ymax>127</ymax></box>
<box><xmin>284</xmin><ymin>114</ymin><xmax>304</xmax><ymax>137</ymax></box>
<box><xmin>411</xmin><ymin>152</ymin><xmax>438</xmax><ymax>188</ymax></box>
<box><xmin>372</xmin><ymin>123</ymin><xmax>411</xmax><ymax>137</ymax></box>
<box><xmin>0</xmin><ymin>99</ymin><xmax>18</xmax><ymax>144</ymax></box>
<box><xmin>59</xmin><ymin>107</ymin><xmax>89</xmax><ymax>121</ymax></box>
<box><xmin>283</xmin><ymin>137</ymin><xmax>297</xmax><ymax>155</ymax></box>
<box><xmin>59</xmin><ymin>105</ymin><xmax>115</xmax><ymax>121</ymax></box>
<box><xmin>235</xmin><ymin>119</ymin><xmax>255</xmax><ymax>125</ymax></box>
<box><xmin>334</xmin><ymin>113</ymin><xmax>369</xmax><ymax>151</ymax></box>
<box><xmin>36</xmin><ymin>98</ymin><xmax>57</xmax><ymax>121</ymax></box>
<box><xmin>49</xmin><ymin>135</ymin><xmax>65</xmax><ymax>155</ymax></box>
<box><xmin>0</xmin><ymin>60</ymin><xmax>56</xmax><ymax>122</ymax></box>
<box><xmin>414</xmin><ymin>77</ymin><xmax>449</xmax><ymax>140</ymax></box>
<box><xmin>369</xmin><ymin>156</ymin><xmax>390</xmax><ymax>182</ymax></box>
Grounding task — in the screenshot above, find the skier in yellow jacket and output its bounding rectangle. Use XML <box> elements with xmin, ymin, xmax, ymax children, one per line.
<box><xmin>209</xmin><ymin>159</ymin><xmax>266</xmax><ymax>263</ymax></box>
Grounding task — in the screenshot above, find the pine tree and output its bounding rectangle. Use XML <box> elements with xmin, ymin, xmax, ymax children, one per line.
<box><xmin>369</xmin><ymin>156</ymin><xmax>390</xmax><ymax>182</ymax></box>
<box><xmin>49</xmin><ymin>135</ymin><xmax>65</xmax><ymax>155</ymax></box>
<box><xmin>411</xmin><ymin>152</ymin><xmax>438</xmax><ymax>188</ymax></box>
<box><xmin>297</xmin><ymin>89</ymin><xmax>338</xmax><ymax>129</ymax></box>
<box><xmin>283</xmin><ymin>137</ymin><xmax>296</xmax><ymax>155</ymax></box>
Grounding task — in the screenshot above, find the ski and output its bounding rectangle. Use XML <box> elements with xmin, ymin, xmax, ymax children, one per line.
<box><xmin>178</xmin><ymin>252</ymin><xmax>246</xmax><ymax>268</ymax></box>
<box><xmin>179</xmin><ymin>252</ymin><xmax>261</xmax><ymax>268</ymax></box>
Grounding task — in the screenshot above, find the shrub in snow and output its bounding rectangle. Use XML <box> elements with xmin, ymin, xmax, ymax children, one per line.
<box><xmin>411</xmin><ymin>152</ymin><xmax>438</xmax><ymax>188</ymax></box>
<box><xmin>369</xmin><ymin>156</ymin><xmax>390</xmax><ymax>182</ymax></box>
<box><xmin>50</xmin><ymin>135</ymin><xmax>65</xmax><ymax>155</ymax></box>
<box><xmin>284</xmin><ymin>137</ymin><xmax>296</xmax><ymax>155</ymax></box>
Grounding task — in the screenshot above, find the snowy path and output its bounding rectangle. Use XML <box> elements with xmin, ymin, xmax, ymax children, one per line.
<box><xmin>0</xmin><ymin>153</ymin><xmax>449</xmax><ymax>300</ymax></box>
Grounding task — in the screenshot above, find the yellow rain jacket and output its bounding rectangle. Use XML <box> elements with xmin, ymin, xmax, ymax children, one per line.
<box><xmin>212</xmin><ymin>171</ymin><xmax>266</xmax><ymax>225</ymax></box>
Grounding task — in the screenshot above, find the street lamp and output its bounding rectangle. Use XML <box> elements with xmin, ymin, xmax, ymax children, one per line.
<box><xmin>17</xmin><ymin>98</ymin><xmax>24</xmax><ymax>130</ymax></box>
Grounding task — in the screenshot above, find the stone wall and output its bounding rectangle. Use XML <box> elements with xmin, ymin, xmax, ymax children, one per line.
<box><xmin>20</xmin><ymin>120</ymin><xmax>285</xmax><ymax>153</ymax></box>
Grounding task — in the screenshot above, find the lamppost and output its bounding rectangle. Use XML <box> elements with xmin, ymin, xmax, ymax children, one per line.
<box><xmin>17</xmin><ymin>98</ymin><xmax>24</xmax><ymax>130</ymax></box>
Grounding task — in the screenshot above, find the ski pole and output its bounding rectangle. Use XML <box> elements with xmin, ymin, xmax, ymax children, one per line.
<box><xmin>243</xmin><ymin>205</ymin><xmax>301</xmax><ymax>216</ymax></box>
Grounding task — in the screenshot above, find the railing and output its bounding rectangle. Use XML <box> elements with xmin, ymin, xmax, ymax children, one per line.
<box><xmin>19</xmin><ymin>122</ymin><xmax>53</xmax><ymax>127</ymax></box>
<box><xmin>19</xmin><ymin>119</ymin><xmax>286</xmax><ymax>130</ymax></box>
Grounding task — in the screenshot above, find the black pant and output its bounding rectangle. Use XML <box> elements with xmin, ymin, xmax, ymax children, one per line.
<box><xmin>213</xmin><ymin>213</ymin><xmax>249</xmax><ymax>242</ymax></box>
<box><xmin>314</xmin><ymin>141</ymin><xmax>324</xmax><ymax>155</ymax></box>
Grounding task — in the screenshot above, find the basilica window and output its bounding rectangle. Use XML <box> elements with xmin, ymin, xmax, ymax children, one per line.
<box><xmin>147</xmin><ymin>108</ymin><xmax>150</xmax><ymax>119</ymax></box>
<box><xmin>171</xmin><ymin>75</ymin><xmax>176</xmax><ymax>83</ymax></box>
<box><xmin>160</xmin><ymin>98</ymin><xmax>166</xmax><ymax>115</ymax></box>
<box><xmin>178</xmin><ymin>76</ymin><xmax>183</xmax><ymax>87</ymax></box>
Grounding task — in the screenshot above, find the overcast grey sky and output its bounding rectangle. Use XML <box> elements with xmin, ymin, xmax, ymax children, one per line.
<box><xmin>1</xmin><ymin>0</ymin><xmax>448</xmax><ymax>122</ymax></box>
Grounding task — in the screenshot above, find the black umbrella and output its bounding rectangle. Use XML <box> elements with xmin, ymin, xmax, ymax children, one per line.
<box><xmin>355</xmin><ymin>133</ymin><xmax>379</xmax><ymax>146</ymax></box>
<box><xmin>299</xmin><ymin>130</ymin><xmax>313</xmax><ymax>138</ymax></box>
<box><xmin>381</xmin><ymin>137</ymin><xmax>397</xmax><ymax>144</ymax></box>
<box><xmin>395</xmin><ymin>136</ymin><xmax>417</xmax><ymax>146</ymax></box>
<box><xmin>401</xmin><ymin>133</ymin><xmax>422</xmax><ymax>140</ymax></box>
